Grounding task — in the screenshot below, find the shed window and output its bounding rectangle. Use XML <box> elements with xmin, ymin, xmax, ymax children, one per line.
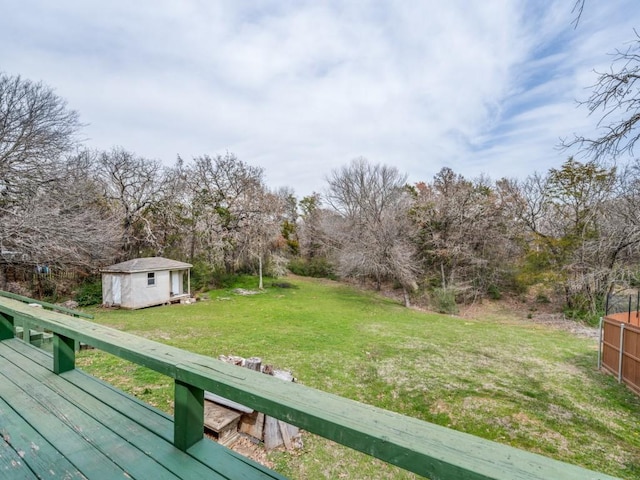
<box><xmin>147</xmin><ymin>272</ymin><xmax>156</xmax><ymax>286</ymax></box>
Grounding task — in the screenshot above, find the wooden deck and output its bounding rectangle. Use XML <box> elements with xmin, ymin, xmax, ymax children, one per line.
<box><xmin>0</xmin><ymin>338</ymin><xmax>284</xmax><ymax>479</ymax></box>
<box><xmin>0</xmin><ymin>294</ymin><xmax>622</xmax><ymax>480</ymax></box>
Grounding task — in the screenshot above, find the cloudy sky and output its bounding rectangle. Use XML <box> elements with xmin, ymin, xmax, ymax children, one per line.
<box><xmin>1</xmin><ymin>1</ymin><xmax>638</xmax><ymax>196</ymax></box>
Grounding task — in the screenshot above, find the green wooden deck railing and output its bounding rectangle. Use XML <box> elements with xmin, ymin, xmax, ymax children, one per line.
<box><xmin>0</xmin><ymin>290</ymin><xmax>93</xmax><ymax>318</ymax></box>
<box><xmin>0</xmin><ymin>294</ymin><xmax>619</xmax><ymax>480</ymax></box>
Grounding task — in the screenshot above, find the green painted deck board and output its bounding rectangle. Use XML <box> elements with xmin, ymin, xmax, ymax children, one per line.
<box><xmin>0</xmin><ymin>342</ymin><xmax>231</xmax><ymax>480</ymax></box>
<box><xmin>0</xmin><ymin>358</ymin><xmax>184</xmax><ymax>480</ymax></box>
<box><xmin>0</xmin><ymin>435</ymin><xmax>39</xmax><ymax>480</ymax></box>
<box><xmin>6</xmin><ymin>339</ymin><xmax>172</xmax><ymax>425</ymax></box>
<box><xmin>0</xmin><ymin>396</ymin><xmax>84</xmax><ymax>479</ymax></box>
<box><xmin>0</xmin><ymin>369</ymin><xmax>131</xmax><ymax>479</ymax></box>
<box><xmin>0</xmin><ymin>398</ymin><xmax>40</xmax><ymax>480</ymax></box>
<box><xmin>0</xmin><ymin>339</ymin><xmax>286</xmax><ymax>480</ymax></box>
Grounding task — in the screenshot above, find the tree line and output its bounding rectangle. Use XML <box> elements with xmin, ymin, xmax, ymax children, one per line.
<box><xmin>1</xmin><ymin>30</ymin><xmax>639</xmax><ymax>318</ymax></box>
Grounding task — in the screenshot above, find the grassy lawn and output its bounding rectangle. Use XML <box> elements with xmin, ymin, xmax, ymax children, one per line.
<box><xmin>78</xmin><ymin>276</ymin><xmax>640</xmax><ymax>479</ymax></box>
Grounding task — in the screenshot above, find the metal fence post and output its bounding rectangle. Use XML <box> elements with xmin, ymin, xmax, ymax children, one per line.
<box><xmin>597</xmin><ymin>317</ymin><xmax>603</xmax><ymax>369</ymax></box>
<box><xmin>618</xmin><ymin>323</ymin><xmax>625</xmax><ymax>383</ymax></box>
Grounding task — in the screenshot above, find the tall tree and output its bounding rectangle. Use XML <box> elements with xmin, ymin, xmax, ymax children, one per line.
<box><xmin>411</xmin><ymin>168</ymin><xmax>520</xmax><ymax>301</ymax></box>
<box><xmin>185</xmin><ymin>153</ymin><xmax>266</xmax><ymax>272</ymax></box>
<box><xmin>238</xmin><ymin>188</ymin><xmax>287</xmax><ymax>289</ymax></box>
<box><xmin>0</xmin><ymin>74</ymin><xmax>113</xmax><ymax>287</ymax></box>
<box><xmin>325</xmin><ymin>158</ymin><xmax>417</xmax><ymax>307</ymax></box>
<box><xmin>278</xmin><ymin>186</ymin><xmax>300</xmax><ymax>256</ymax></box>
<box><xmin>94</xmin><ymin>147</ymin><xmax>167</xmax><ymax>258</ymax></box>
<box><xmin>516</xmin><ymin>158</ymin><xmax>617</xmax><ymax>313</ymax></box>
<box><xmin>297</xmin><ymin>193</ymin><xmax>329</xmax><ymax>260</ymax></box>
<box><xmin>0</xmin><ymin>73</ymin><xmax>81</xmax><ymax>204</ymax></box>
<box><xmin>145</xmin><ymin>156</ymin><xmax>192</xmax><ymax>260</ymax></box>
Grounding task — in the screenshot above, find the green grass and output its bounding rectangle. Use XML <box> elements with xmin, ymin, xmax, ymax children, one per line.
<box><xmin>78</xmin><ymin>276</ymin><xmax>640</xmax><ymax>479</ymax></box>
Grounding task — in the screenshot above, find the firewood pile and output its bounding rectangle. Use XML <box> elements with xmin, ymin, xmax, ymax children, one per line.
<box><xmin>203</xmin><ymin>355</ymin><xmax>303</xmax><ymax>451</ymax></box>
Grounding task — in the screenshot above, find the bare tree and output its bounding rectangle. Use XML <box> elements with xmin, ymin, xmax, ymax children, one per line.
<box><xmin>324</xmin><ymin>158</ymin><xmax>418</xmax><ymax>307</ymax></box>
<box><xmin>0</xmin><ymin>73</ymin><xmax>91</xmax><ymax>287</ymax></box>
<box><xmin>237</xmin><ymin>188</ymin><xmax>287</xmax><ymax>289</ymax></box>
<box><xmin>94</xmin><ymin>147</ymin><xmax>167</xmax><ymax>258</ymax></box>
<box><xmin>571</xmin><ymin>0</ymin><xmax>585</xmax><ymax>28</ymax></box>
<box><xmin>564</xmin><ymin>32</ymin><xmax>640</xmax><ymax>160</ymax></box>
<box><xmin>0</xmin><ymin>153</ymin><xmax>121</xmax><ymax>290</ymax></box>
<box><xmin>297</xmin><ymin>193</ymin><xmax>330</xmax><ymax>260</ymax></box>
<box><xmin>0</xmin><ymin>73</ymin><xmax>81</xmax><ymax>204</ymax></box>
<box><xmin>143</xmin><ymin>155</ymin><xmax>193</xmax><ymax>260</ymax></box>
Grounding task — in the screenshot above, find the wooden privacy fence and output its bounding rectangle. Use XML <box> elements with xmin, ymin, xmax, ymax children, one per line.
<box><xmin>600</xmin><ymin>313</ymin><xmax>640</xmax><ymax>395</ymax></box>
<box><xmin>1</xmin><ymin>265</ymin><xmax>79</xmax><ymax>283</ymax></box>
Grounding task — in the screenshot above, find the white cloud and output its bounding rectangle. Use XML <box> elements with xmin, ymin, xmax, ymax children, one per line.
<box><xmin>1</xmin><ymin>0</ymin><xmax>639</xmax><ymax>195</ymax></box>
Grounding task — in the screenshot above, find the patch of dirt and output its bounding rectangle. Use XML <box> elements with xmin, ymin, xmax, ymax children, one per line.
<box><xmin>231</xmin><ymin>436</ymin><xmax>277</xmax><ymax>469</ymax></box>
<box><xmin>204</xmin><ymin>432</ymin><xmax>279</xmax><ymax>469</ymax></box>
<box><xmin>522</xmin><ymin>312</ymin><xmax>599</xmax><ymax>339</ymax></box>
<box><xmin>430</xmin><ymin>399</ymin><xmax>453</xmax><ymax>416</ymax></box>
<box><xmin>458</xmin><ymin>299</ymin><xmax>599</xmax><ymax>339</ymax></box>
<box><xmin>233</xmin><ymin>288</ymin><xmax>262</xmax><ymax>296</ymax></box>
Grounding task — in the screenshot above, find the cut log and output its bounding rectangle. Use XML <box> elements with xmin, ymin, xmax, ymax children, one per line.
<box><xmin>246</xmin><ymin>356</ymin><xmax>262</xmax><ymax>371</ymax></box>
<box><xmin>239</xmin><ymin>411</ymin><xmax>265</xmax><ymax>439</ymax></box>
<box><xmin>278</xmin><ymin>420</ymin><xmax>301</xmax><ymax>450</ymax></box>
<box><xmin>218</xmin><ymin>354</ymin><xmax>244</xmax><ymax>366</ymax></box>
<box><xmin>264</xmin><ymin>416</ymin><xmax>284</xmax><ymax>450</ymax></box>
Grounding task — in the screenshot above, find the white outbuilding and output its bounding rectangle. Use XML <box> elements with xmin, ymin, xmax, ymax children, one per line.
<box><xmin>101</xmin><ymin>257</ymin><xmax>192</xmax><ymax>309</ymax></box>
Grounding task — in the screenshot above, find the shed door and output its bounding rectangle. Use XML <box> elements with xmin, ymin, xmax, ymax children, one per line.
<box><xmin>171</xmin><ymin>271</ymin><xmax>181</xmax><ymax>295</ymax></box>
<box><xmin>112</xmin><ymin>276</ymin><xmax>122</xmax><ymax>305</ymax></box>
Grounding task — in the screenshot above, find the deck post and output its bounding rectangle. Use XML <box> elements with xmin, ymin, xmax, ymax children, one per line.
<box><xmin>0</xmin><ymin>312</ymin><xmax>13</xmax><ymax>340</ymax></box>
<box><xmin>174</xmin><ymin>379</ymin><xmax>204</xmax><ymax>451</ymax></box>
<box><xmin>53</xmin><ymin>333</ymin><xmax>76</xmax><ymax>374</ymax></box>
<box><xmin>22</xmin><ymin>320</ymin><xmax>31</xmax><ymax>344</ymax></box>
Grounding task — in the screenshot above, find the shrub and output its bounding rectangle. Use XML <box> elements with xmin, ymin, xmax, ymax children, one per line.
<box><xmin>487</xmin><ymin>284</ymin><xmax>502</xmax><ymax>300</ymax></box>
<box><xmin>271</xmin><ymin>281</ymin><xmax>298</xmax><ymax>289</ymax></box>
<box><xmin>562</xmin><ymin>292</ymin><xmax>605</xmax><ymax>326</ymax></box>
<box><xmin>190</xmin><ymin>260</ymin><xmax>214</xmax><ymax>291</ymax></box>
<box><xmin>190</xmin><ymin>261</ymin><xmax>241</xmax><ymax>291</ymax></box>
<box><xmin>210</xmin><ymin>272</ymin><xmax>242</xmax><ymax>289</ymax></box>
<box><xmin>265</xmin><ymin>254</ymin><xmax>288</xmax><ymax>278</ymax></box>
<box><xmin>430</xmin><ymin>287</ymin><xmax>458</xmax><ymax>314</ymax></box>
<box><xmin>287</xmin><ymin>257</ymin><xmax>336</xmax><ymax>279</ymax></box>
<box><xmin>535</xmin><ymin>293</ymin><xmax>551</xmax><ymax>304</ymax></box>
<box><xmin>75</xmin><ymin>280</ymin><xmax>103</xmax><ymax>306</ymax></box>
<box><xmin>36</xmin><ymin>276</ymin><xmax>60</xmax><ymax>302</ymax></box>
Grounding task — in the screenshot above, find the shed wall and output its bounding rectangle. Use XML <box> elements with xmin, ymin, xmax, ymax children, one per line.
<box><xmin>128</xmin><ymin>270</ymin><xmax>171</xmax><ymax>309</ymax></box>
<box><xmin>102</xmin><ymin>273</ymin><xmax>114</xmax><ymax>305</ymax></box>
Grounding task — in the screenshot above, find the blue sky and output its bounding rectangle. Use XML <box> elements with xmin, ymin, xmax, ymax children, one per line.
<box><xmin>1</xmin><ymin>1</ymin><xmax>638</xmax><ymax>196</ymax></box>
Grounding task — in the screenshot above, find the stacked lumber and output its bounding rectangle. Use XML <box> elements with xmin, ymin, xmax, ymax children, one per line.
<box><xmin>203</xmin><ymin>401</ymin><xmax>242</xmax><ymax>446</ymax></box>
<box><xmin>204</xmin><ymin>355</ymin><xmax>303</xmax><ymax>451</ymax></box>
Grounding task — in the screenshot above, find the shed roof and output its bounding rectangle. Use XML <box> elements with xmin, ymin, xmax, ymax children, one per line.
<box><xmin>101</xmin><ymin>257</ymin><xmax>192</xmax><ymax>274</ymax></box>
